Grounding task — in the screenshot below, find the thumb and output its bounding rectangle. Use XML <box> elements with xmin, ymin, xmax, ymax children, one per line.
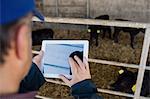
<box><xmin>33</xmin><ymin>50</ymin><xmax>44</xmax><ymax>62</ymax></box>
<box><xmin>59</xmin><ymin>75</ymin><xmax>70</xmax><ymax>87</ymax></box>
<box><xmin>38</xmin><ymin>50</ymin><xmax>44</xmax><ymax>59</ymax></box>
<box><xmin>33</xmin><ymin>50</ymin><xmax>44</xmax><ymax>68</ymax></box>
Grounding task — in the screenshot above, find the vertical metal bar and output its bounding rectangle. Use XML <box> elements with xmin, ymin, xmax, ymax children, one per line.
<box><xmin>134</xmin><ymin>28</ymin><xmax>150</xmax><ymax>99</ymax></box>
<box><xmin>86</xmin><ymin>0</ymin><xmax>90</xmax><ymax>32</ymax></box>
<box><xmin>55</xmin><ymin>0</ymin><xmax>59</xmax><ymax>29</ymax></box>
<box><xmin>56</xmin><ymin>0</ymin><xmax>59</xmax><ymax>17</ymax></box>
<box><xmin>86</xmin><ymin>0</ymin><xmax>90</xmax><ymax>18</ymax></box>
<box><xmin>41</xmin><ymin>0</ymin><xmax>43</xmax><ymax>13</ymax></box>
<box><xmin>41</xmin><ymin>0</ymin><xmax>46</xmax><ymax>27</ymax></box>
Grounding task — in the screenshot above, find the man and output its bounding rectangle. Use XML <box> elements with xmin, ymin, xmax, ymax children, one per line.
<box><xmin>19</xmin><ymin>51</ymin><xmax>46</xmax><ymax>93</ymax></box>
<box><xmin>0</xmin><ymin>0</ymin><xmax>102</xmax><ymax>98</ymax></box>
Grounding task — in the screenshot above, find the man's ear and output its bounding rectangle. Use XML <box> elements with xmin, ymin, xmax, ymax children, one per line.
<box><xmin>15</xmin><ymin>24</ymin><xmax>28</xmax><ymax>60</ymax></box>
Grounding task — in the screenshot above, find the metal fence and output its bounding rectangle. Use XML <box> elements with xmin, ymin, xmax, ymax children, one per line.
<box><xmin>32</xmin><ymin>17</ymin><xmax>150</xmax><ymax>99</ymax></box>
<box><xmin>33</xmin><ymin>0</ymin><xmax>150</xmax><ymax>99</ymax></box>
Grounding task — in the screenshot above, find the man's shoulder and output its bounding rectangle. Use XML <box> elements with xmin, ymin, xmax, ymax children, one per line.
<box><xmin>0</xmin><ymin>91</ymin><xmax>37</xmax><ymax>99</ymax></box>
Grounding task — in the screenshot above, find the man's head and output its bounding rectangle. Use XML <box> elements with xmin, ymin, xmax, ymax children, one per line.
<box><xmin>0</xmin><ymin>0</ymin><xmax>44</xmax><ymax>95</ymax></box>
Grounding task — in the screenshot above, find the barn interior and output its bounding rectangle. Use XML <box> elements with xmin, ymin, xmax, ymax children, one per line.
<box><xmin>32</xmin><ymin>0</ymin><xmax>150</xmax><ymax>99</ymax></box>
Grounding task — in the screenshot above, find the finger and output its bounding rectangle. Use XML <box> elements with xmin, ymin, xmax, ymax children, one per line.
<box><xmin>74</xmin><ymin>55</ymin><xmax>85</xmax><ymax>70</ymax></box>
<box><xmin>83</xmin><ymin>57</ymin><xmax>90</xmax><ymax>71</ymax></box>
<box><xmin>59</xmin><ymin>75</ymin><xmax>70</xmax><ymax>87</ymax></box>
<box><xmin>69</xmin><ymin>58</ymin><xmax>78</xmax><ymax>75</ymax></box>
<box><xmin>39</xmin><ymin>50</ymin><xmax>44</xmax><ymax>59</ymax></box>
<box><xmin>32</xmin><ymin>50</ymin><xmax>44</xmax><ymax>68</ymax></box>
<box><xmin>33</xmin><ymin>50</ymin><xmax>43</xmax><ymax>61</ymax></box>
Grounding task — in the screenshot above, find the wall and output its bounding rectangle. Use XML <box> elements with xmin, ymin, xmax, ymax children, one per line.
<box><xmin>90</xmin><ymin>0</ymin><xmax>150</xmax><ymax>22</ymax></box>
<box><xmin>35</xmin><ymin>0</ymin><xmax>150</xmax><ymax>30</ymax></box>
<box><xmin>38</xmin><ymin>0</ymin><xmax>150</xmax><ymax>23</ymax></box>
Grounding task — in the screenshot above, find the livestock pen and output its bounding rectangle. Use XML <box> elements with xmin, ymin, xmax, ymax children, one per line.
<box><xmin>32</xmin><ymin>0</ymin><xmax>150</xmax><ymax>99</ymax></box>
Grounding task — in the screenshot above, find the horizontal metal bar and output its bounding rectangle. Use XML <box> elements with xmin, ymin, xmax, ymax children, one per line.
<box><xmin>45</xmin><ymin>79</ymin><xmax>149</xmax><ymax>99</ymax></box>
<box><xmin>32</xmin><ymin>50</ymin><xmax>150</xmax><ymax>70</ymax></box>
<box><xmin>45</xmin><ymin>79</ymin><xmax>133</xmax><ymax>98</ymax></box>
<box><xmin>35</xmin><ymin>95</ymin><xmax>52</xmax><ymax>99</ymax></box>
<box><xmin>32</xmin><ymin>17</ymin><xmax>150</xmax><ymax>28</ymax></box>
<box><xmin>45</xmin><ymin>5</ymin><xmax>86</xmax><ymax>7</ymax></box>
<box><xmin>88</xmin><ymin>58</ymin><xmax>150</xmax><ymax>71</ymax></box>
<box><xmin>32</xmin><ymin>50</ymin><xmax>40</xmax><ymax>54</ymax></box>
<box><xmin>140</xmin><ymin>97</ymin><xmax>150</xmax><ymax>99</ymax></box>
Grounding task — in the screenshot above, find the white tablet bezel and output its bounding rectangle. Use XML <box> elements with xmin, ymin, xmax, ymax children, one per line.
<box><xmin>41</xmin><ymin>40</ymin><xmax>89</xmax><ymax>79</ymax></box>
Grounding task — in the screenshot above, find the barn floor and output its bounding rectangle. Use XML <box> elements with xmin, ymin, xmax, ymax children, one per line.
<box><xmin>32</xmin><ymin>28</ymin><xmax>149</xmax><ymax>99</ymax></box>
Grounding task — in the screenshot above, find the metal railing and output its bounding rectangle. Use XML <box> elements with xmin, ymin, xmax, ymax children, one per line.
<box><xmin>32</xmin><ymin>16</ymin><xmax>150</xmax><ymax>99</ymax></box>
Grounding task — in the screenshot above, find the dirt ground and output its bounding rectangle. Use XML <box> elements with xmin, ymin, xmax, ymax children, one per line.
<box><xmin>32</xmin><ymin>26</ymin><xmax>149</xmax><ymax>99</ymax></box>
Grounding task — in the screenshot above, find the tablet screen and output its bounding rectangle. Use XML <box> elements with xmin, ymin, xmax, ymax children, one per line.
<box><xmin>41</xmin><ymin>40</ymin><xmax>89</xmax><ymax>79</ymax></box>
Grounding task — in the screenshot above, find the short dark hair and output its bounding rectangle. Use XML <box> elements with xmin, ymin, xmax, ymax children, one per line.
<box><xmin>0</xmin><ymin>20</ymin><xmax>19</xmax><ymax>64</ymax></box>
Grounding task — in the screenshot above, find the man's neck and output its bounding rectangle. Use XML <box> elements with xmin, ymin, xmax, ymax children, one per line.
<box><xmin>0</xmin><ymin>80</ymin><xmax>19</xmax><ymax>95</ymax></box>
<box><xmin>0</xmin><ymin>64</ymin><xmax>19</xmax><ymax>95</ymax></box>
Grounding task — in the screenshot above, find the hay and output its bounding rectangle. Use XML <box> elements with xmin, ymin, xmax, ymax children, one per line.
<box><xmin>32</xmin><ymin>29</ymin><xmax>148</xmax><ymax>99</ymax></box>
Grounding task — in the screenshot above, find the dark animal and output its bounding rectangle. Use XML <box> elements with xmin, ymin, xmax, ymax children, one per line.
<box><xmin>113</xmin><ymin>19</ymin><xmax>145</xmax><ymax>48</ymax></box>
<box><xmin>69</xmin><ymin>51</ymin><xmax>83</xmax><ymax>75</ymax></box>
<box><xmin>147</xmin><ymin>61</ymin><xmax>150</xmax><ymax>66</ymax></box>
<box><xmin>146</xmin><ymin>53</ymin><xmax>150</xmax><ymax>66</ymax></box>
<box><xmin>88</xmin><ymin>15</ymin><xmax>112</xmax><ymax>46</ymax></box>
<box><xmin>32</xmin><ymin>28</ymin><xmax>54</xmax><ymax>46</ymax></box>
<box><xmin>110</xmin><ymin>67</ymin><xmax>150</xmax><ymax>98</ymax></box>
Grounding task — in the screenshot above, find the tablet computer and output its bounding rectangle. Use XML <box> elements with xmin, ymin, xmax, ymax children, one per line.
<box><xmin>41</xmin><ymin>40</ymin><xmax>89</xmax><ymax>79</ymax></box>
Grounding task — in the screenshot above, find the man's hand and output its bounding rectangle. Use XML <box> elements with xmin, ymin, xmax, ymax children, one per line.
<box><xmin>32</xmin><ymin>50</ymin><xmax>44</xmax><ymax>70</ymax></box>
<box><xmin>59</xmin><ymin>56</ymin><xmax>91</xmax><ymax>87</ymax></box>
